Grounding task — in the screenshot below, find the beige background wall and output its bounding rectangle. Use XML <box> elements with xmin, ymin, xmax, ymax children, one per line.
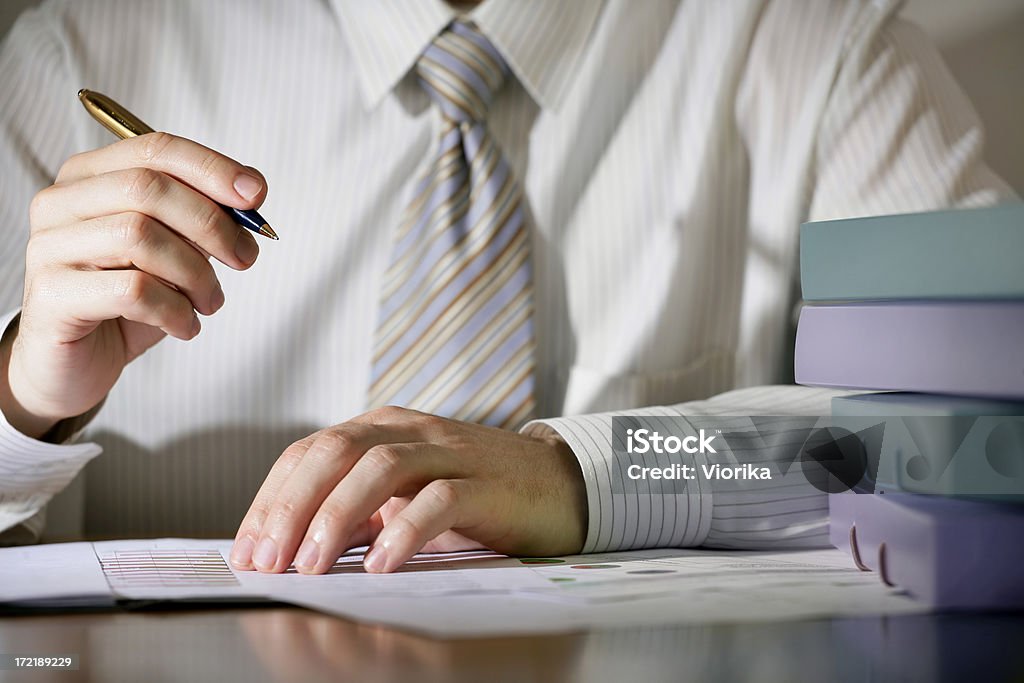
<box><xmin>1</xmin><ymin>0</ymin><xmax>1022</xmax><ymax>193</ymax></box>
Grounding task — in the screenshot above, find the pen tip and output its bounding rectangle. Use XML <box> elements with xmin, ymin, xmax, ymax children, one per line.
<box><xmin>259</xmin><ymin>224</ymin><xmax>279</xmax><ymax>240</ymax></box>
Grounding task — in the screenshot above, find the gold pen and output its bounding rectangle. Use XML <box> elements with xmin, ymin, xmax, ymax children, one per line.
<box><xmin>78</xmin><ymin>89</ymin><xmax>278</xmax><ymax>240</ymax></box>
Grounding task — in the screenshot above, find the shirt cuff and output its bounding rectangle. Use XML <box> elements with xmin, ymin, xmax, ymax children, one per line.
<box><xmin>522</xmin><ymin>385</ymin><xmax>847</xmax><ymax>553</ymax></box>
<box><xmin>523</xmin><ymin>405</ymin><xmax>709</xmax><ymax>553</ymax></box>
<box><xmin>0</xmin><ymin>308</ymin><xmax>103</xmax><ymax>537</ymax></box>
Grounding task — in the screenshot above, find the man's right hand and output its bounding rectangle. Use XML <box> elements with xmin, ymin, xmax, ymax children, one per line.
<box><xmin>0</xmin><ymin>132</ymin><xmax>267</xmax><ymax>439</ymax></box>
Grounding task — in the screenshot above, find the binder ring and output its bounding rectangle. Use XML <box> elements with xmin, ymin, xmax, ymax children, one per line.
<box><xmin>877</xmin><ymin>542</ymin><xmax>895</xmax><ymax>587</ymax></box>
<box><xmin>848</xmin><ymin>524</ymin><xmax>870</xmax><ymax>572</ymax></box>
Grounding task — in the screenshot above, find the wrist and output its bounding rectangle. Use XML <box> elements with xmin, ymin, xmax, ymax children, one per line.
<box><xmin>544</xmin><ymin>434</ymin><xmax>588</xmax><ymax>553</ymax></box>
<box><xmin>0</xmin><ymin>317</ymin><xmax>59</xmax><ymax>439</ymax></box>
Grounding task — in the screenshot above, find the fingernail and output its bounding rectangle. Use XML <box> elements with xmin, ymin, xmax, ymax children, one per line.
<box><xmin>210</xmin><ymin>281</ymin><xmax>225</xmax><ymax>312</ymax></box>
<box><xmin>364</xmin><ymin>545</ymin><xmax>388</xmax><ymax>573</ymax></box>
<box><xmin>252</xmin><ymin>536</ymin><xmax>278</xmax><ymax>571</ymax></box>
<box><xmin>295</xmin><ymin>539</ymin><xmax>320</xmax><ymax>569</ymax></box>
<box><xmin>233</xmin><ymin>172</ymin><xmax>263</xmax><ymax>201</ymax></box>
<box><xmin>234</xmin><ymin>230</ymin><xmax>259</xmax><ymax>267</ymax></box>
<box><xmin>190</xmin><ymin>314</ymin><xmax>201</xmax><ymax>337</ymax></box>
<box><xmin>230</xmin><ymin>535</ymin><xmax>255</xmax><ymax>568</ymax></box>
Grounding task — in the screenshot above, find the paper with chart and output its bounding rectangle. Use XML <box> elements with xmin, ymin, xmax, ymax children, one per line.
<box><xmin>0</xmin><ymin>539</ymin><xmax>924</xmax><ymax>636</ymax></box>
<box><xmin>283</xmin><ymin>547</ymin><xmax>926</xmax><ymax>636</ymax></box>
<box><xmin>513</xmin><ymin>547</ymin><xmax>872</xmax><ymax>603</ymax></box>
<box><xmin>91</xmin><ymin>539</ymin><xmax>265</xmax><ymax>601</ymax></box>
<box><xmin>0</xmin><ymin>538</ymin><xmax>549</xmax><ymax>605</ymax></box>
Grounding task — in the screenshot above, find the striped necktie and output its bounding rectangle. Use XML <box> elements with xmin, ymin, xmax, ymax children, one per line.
<box><xmin>368</xmin><ymin>21</ymin><xmax>536</xmax><ymax>429</ymax></box>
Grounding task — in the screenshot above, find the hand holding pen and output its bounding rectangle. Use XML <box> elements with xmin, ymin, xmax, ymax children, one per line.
<box><xmin>79</xmin><ymin>90</ymin><xmax>277</xmax><ymax>240</ymax></box>
<box><xmin>0</xmin><ymin>90</ymin><xmax>277</xmax><ymax>439</ymax></box>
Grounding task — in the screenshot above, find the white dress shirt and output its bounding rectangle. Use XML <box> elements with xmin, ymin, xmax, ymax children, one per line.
<box><xmin>0</xmin><ymin>0</ymin><xmax>1010</xmax><ymax>548</ymax></box>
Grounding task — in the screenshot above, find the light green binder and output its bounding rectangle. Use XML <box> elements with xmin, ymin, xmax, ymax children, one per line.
<box><xmin>800</xmin><ymin>203</ymin><xmax>1024</xmax><ymax>301</ymax></box>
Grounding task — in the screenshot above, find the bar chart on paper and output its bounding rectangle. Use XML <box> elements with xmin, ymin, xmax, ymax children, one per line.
<box><xmin>0</xmin><ymin>540</ymin><xmax>263</xmax><ymax>608</ymax></box>
<box><xmin>86</xmin><ymin>539</ymin><xmax>266</xmax><ymax>601</ymax></box>
<box><xmin>98</xmin><ymin>548</ymin><xmax>240</xmax><ymax>590</ymax></box>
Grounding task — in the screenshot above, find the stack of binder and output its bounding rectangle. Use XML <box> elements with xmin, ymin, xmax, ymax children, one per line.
<box><xmin>794</xmin><ymin>203</ymin><xmax>1024</xmax><ymax>609</ymax></box>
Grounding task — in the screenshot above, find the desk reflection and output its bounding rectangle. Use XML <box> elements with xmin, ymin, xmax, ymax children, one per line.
<box><xmin>0</xmin><ymin>607</ymin><xmax>1022</xmax><ymax>683</ymax></box>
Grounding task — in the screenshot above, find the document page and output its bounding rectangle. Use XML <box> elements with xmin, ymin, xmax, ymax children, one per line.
<box><xmin>281</xmin><ymin>547</ymin><xmax>925</xmax><ymax>637</ymax></box>
<box><xmin>0</xmin><ymin>539</ymin><xmax>548</xmax><ymax>605</ymax></box>
<box><xmin>0</xmin><ymin>540</ymin><xmax>924</xmax><ymax>637</ymax></box>
<box><xmin>0</xmin><ymin>542</ymin><xmax>110</xmax><ymax>607</ymax></box>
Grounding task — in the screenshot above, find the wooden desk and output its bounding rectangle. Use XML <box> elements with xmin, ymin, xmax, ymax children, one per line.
<box><xmin>2</xmin><ymin>608</ymin><xmax>1023</xmax><ymax>683</ymax></box>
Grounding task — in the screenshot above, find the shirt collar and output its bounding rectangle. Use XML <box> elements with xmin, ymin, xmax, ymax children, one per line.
<box><xmin>331</xmin><ymin>0</ymin><xmax>604</xmax><ymax>112</ymax></box>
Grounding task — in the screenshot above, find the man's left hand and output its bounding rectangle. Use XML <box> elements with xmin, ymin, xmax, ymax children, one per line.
<box><xmin>229</xmin><ymin>407</ymin><xmax>587</xmax><ymax>574</ymax></box>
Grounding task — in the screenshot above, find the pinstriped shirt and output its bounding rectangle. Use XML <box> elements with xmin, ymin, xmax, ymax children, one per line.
<box><xmin>0</xmin><ymin>0</ymin><xmax>1011</xmax><ymax>547</ymax></box>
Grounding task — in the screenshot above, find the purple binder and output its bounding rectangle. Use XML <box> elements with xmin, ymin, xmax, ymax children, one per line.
<box><xmin>795</xmin><ymin>303</ymin><xmax>1024</xmax><ymax>400</ymax></box>
<box><xmin>830</xmin><ymin>492</ymin><xmax>1024</xmax><ymax>609</ymax></box>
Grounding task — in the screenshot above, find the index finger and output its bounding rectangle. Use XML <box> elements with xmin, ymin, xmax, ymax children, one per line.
<box><xmin>231</xmin><ymin>421</ymin><xmax>421</xmax><ymax>571</ymax></box>
<box><xmin>229</xmin><ymin>433</ymin><xmax>317</xmax><ymax>570</ymax></box>
<box><xmin>56</xmin><ymin>132</ymin><xmax>267</xmax><ymax>209</ymax></box>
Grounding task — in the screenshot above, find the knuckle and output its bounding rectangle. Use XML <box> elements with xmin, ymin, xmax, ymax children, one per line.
<box><xmin>363</xmin><ymin>445</ymin><xmax>402</xmax><ymax>477</ymax></box>
<box><xmin>55</xmin><ymin>152</ymin><xmax>87</xmax><ymax>183</ymax></box>
<box><xmin>265</xmin><ymin>501</ymin><xmax>300</xmax><ymax>532</ymax></box>
<box><xmin>28</xmin><ymin>187</ymin><xmax>54</xmax><ymax>227</ymax></box>
<box><xmin>316</xmin><ymin>428</ymin><xmax>358</xmax><ymax>457</ymax></box>
<box><xmin>192</xmin><ymin>199</ymin><xmax>224</xmax><ymax>239</ymax></box>
<box><xmin>425</xmin><ymin>479</ymin><xmax>460</xmax><ymax>509</ymax></box>
<box><xmin>120</xmin><ymin>212</ymin><xmax>155</xmax><ymax>250</ymax></box>
<box><xmin>416</xmin><ymin>412</ymin><xmax>445</xmax><ymax>430</ymax></box>
<box><xmin>278</xmin><ymin>442</ymin><xmax>309</xmax><ymax>469</ymax></box>
<box><xmin>276</xmin><ymin>499</ymin><xmax>300</xmax><ymax>522</ymax></box>
<box><xmin>22</xmin><ymin>261</ymin><xmax>55</xmax><ymax>296</ymax></box>
<box><xmin>391</xmin><ymin>515</ymin><xmax>426</xmax><ymax>544</ymax></box>
<box><xmin>195</xmin><ymin>264</ymin><xmax>219</xmax><ymax>299</ymax></box>
<box><xmin>24</xmin><ymin>233</ymin><xmax>48</xmax><ymax>269</ymax></box>
<box><xmin>194</xmin><ymin>149</ymin><xmax>227</xmax><ymax>182</ymax></box>
<box><xmin>242</xmin><ymin>505</ymin><xmax>270</xmax><ymax>534</ymax></box>
<box><xmin>272</xmin><ymin>435</ymin><xmax>316</xmax><ymax>472</ymax></box>
<box><xmin>368</xmin><ymin>405</ymin><xmax>408</xmax><ymax>423</ymax></box>
<box><xmin>136</xmin><ymin>131</ymin><xmax>176</xmax><ymax>163</ymax></box>
<box><xmin>123</xmin><ymin>167</ymin><xmax>167</xmax><ymax>205</ymax></box>
<box><xmin>119</xmin><ymin>270</ymin><xmax>152</xmax><ymax>307</ymax></box>
<box><xmin>314</xmin><ymin>504</ymin><xmax>345</xmax><ymax>532</ymax></box>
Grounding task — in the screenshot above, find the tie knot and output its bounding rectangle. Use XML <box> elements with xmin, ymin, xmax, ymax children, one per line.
<box><xmin>415</xmin><ymin>21</ymin><xmax>510</xmax><ymax>123</ymax></box>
